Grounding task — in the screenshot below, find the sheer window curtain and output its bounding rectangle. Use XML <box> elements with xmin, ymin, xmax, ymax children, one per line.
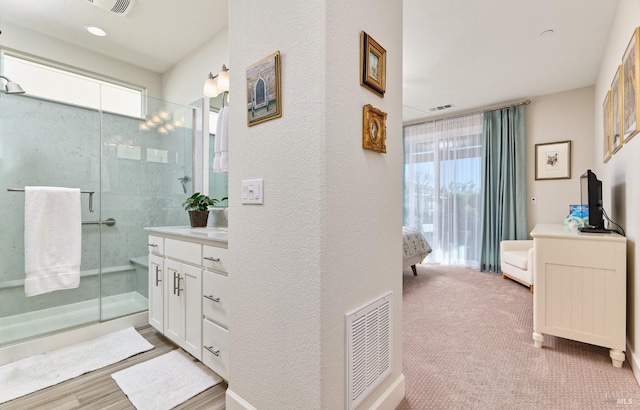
<box><xmin>404</xmin><ymin>113</ymin><xmax>483</xmax><ymax>268</ymax></box>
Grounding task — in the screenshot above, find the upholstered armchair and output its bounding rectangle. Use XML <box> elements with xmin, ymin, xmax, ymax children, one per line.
<box><xmin>500</xmin><ymin>240</ymin><xmax>534</xmax><ymax>293</ymax></box>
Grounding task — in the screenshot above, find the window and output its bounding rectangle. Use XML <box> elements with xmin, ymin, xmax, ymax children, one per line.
<box><xmin>404</xmin><ymin>114</ymin><xmax>483</xmax><ymax>268</ymax></box>
<box><xmin>2</xmin><ymin>53</ymin><xmax>143</xmax><ymax>118</ymax></box>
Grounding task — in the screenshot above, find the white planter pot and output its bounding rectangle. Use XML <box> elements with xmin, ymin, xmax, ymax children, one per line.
<box><xmin>207</xmin><ymin>206</ymin><xmax>228</xmax><ymax>228</ymax></box>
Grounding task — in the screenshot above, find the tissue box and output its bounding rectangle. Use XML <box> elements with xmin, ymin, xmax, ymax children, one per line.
<box><xmin>569</xmin><ymin>204</ymin><xmax>588</xmax><ymax>218</ymax></box>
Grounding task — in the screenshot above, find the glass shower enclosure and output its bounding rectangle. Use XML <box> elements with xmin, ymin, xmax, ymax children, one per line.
<box><xmin>0</xmin><ymin>86</ymin><xmax>197</xmax><ymax>346</ymax></box>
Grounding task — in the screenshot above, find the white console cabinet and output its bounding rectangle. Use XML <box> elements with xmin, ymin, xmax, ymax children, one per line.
<box><xmin>531</xmin><ymin>224</ymin><xmax>627</xmax><ymax>367</ymax></box>
<box><xmin>146</xmin><ymin>226</ymin><xmax>229</xmax><ymax>379</ymax></box>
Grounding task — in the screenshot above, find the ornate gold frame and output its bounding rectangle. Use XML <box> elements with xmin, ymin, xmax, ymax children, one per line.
<box><xmin>360</xmin><ymin>31</ymin><xmax>386</xmax><ymax>97</ymax></box>
<box><xmin>363</xmin><ymin>104</ymin><xmax>387</xmax><ymax>153</ymax></box>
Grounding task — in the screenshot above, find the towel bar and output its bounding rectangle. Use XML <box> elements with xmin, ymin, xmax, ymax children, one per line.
<box><xmin>7</xmin><ymin>188</ymin><xmax>96</xmax><ymax>212</ymax></box>
<box><xmin>82</xmin><ymin>218</ymin><xmax>116</xmax><ymax>227</ymax></box>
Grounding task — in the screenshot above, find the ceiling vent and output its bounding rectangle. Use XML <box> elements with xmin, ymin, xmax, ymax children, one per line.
<box><xmin>428</xmin><ymin>104</ymin><xmax>454</xmax><ymax>112</ymax></box>
<box><xmin>86</xmin><ymin>0</ymin><xmax>135</xmax><ymax>16</ymax></box>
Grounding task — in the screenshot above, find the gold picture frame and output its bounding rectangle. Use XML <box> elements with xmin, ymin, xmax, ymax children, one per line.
<box><xmin>611</xmin><ymin>65</ymin><xmax>624</xmax><ymax>153</ymax></box>
<box><xmin>362</xmin><ymin>104</ymin><xmax>387</xmax><ymax>153</ymax></box>
<box><xmin>247</xmin><ymin>51</ymin><xmax>282</xmax><ymax>126</ymax></box>
<box><xmin>534</xmin><ymin>140</ymin><xmax>571</xmax><ymax>180</ymax></box>
<box><xmin>622</xmin><ymin>27</ymin><xmax>640</xmax><ymax>143</ymax></box>
<box><xmin>603</xmin><ymin>90</ymin><xmax>612</xmax><ymax>163</ymax></box>
<box><xmin>360</xmin><ymin>31</ymin><xmax>386</xmax><ymax>97</ymax></box>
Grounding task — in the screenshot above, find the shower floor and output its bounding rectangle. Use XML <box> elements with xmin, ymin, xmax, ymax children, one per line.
<box><xmin>0</xmin><ymin>292</ymin><xmax>148</xmax><ymax>346</ymax></box>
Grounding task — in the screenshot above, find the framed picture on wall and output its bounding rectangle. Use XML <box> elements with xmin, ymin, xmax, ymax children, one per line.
<box><xmin>622</xmin><ymin>27</ymin><xmax>640</xmax><ymax>143</ymax></box>
<box><xmin>362</xmin><ymin>104</ymin><xmax>387</xmax><ymax>153</ymax></box>
<box><xmin>535</xmin><ymin>140</ymin><xmax>571</xmax><ymax>180</ymax></box>
<box><xmin>611</xmin><ymin>65</ymin><xmax>623</xmax><ymax>153</ymax></box>
<box><xmin>360</xmin><ymin>31</ymin><xmax>386</xmax><ymax>97</ymax></box>
<box><xmin>603</xmin><ymin>90</ymin><xmax>612</xmax><ymax>163</ymax></box>
<box><xmin>246</xmin><ymin>51</ymin><xmax>282</xmax><ymax>126</ymax></box>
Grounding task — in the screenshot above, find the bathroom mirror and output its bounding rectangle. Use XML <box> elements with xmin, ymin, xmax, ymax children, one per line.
<box><xmin>208</xmin><ymin>95</ymin><xmax>229</xmax><ymax>205</ymax></box>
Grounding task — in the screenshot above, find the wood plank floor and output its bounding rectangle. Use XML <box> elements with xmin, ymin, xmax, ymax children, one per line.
<box><xmin>0</xmin><ymin>326</ymin><xmax>227</xmax><ymax>410</ymax></box>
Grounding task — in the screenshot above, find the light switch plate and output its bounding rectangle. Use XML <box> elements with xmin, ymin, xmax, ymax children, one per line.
<box><xmin>242</xmin><ymin>179</ymin><xmax>264</xmax><ymax>204</ymax></box>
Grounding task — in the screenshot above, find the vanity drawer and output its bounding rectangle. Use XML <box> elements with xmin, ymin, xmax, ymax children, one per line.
<box><xmin>148</xmin><ymin>235</ymin><xmax>164</xmax><ymax>256</ymax></box>
<box><xmin>202</xmin><ymin>245</ymin><xmax>228</xmax><ymax>273</ymax></box>
<box><xmin>203</xmin><ymin>271</ymin><xmax>228</xmax><ymax>326</ymax></box>
<box><xmin>165</xmin><ymin>238</ymin><xmax>201</xmax><ymax>265</ymax></box>
<box><xmin>202</xmin><ymin>318</ymin><xmax>229</xmax><ymax>380</ymax></box>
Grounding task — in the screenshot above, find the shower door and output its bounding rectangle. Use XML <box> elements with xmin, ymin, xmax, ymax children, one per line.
<box><xmin>0</xmin><ymin>88</ymin><xmax>195</xmax><ymax>346</ymax></box>
<box><xmin>0</xmin><ymin>92</ymin><xmax>102</xmax><ymax>345</ymax></box>
<box><xmin>99</xmin><ymin>95</ymin><xmax>194</xmax><ymax>321</ymax></box>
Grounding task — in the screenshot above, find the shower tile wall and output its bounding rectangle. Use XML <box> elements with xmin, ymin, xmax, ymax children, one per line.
<box><xmin>0</xmin><ymin>93</ymin><xmax>193</xmax><ymax>322</ymax></box>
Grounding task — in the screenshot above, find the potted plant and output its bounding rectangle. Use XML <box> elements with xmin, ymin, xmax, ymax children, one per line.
<box><xmin>182</xmin><ymin>192</ymin><xmax>217</xmax><ymax>227</ymax></box>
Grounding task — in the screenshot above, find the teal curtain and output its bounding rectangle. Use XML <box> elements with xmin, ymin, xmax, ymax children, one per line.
<box><xmin>479</xmin><ymin>105</ymin><xmax>527</xmax><ymax>272</ymax></box>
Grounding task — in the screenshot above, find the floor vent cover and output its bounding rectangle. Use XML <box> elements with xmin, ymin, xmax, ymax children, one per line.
<box><xmin>346</xmin><ymin>291</ymin><xmax>392</xmax><ymax>410</ymax></box>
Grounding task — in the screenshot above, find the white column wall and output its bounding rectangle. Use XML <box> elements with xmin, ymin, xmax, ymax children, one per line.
<box><xmin>227</xmin><ymin>0</ymin><xmax>403</xmax><ymax>409</ymax></box>
<box><xmin>593</xmin><ymin>0</ymin><xmax>640</xmax><ymax>382</ymax></box>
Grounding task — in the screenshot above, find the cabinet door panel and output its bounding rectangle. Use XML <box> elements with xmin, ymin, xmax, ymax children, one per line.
<box><xmin>182</xmin><ymin>263</ymin><xmax>203</xmax><ymax>360</ymax></box>
<box><xmin>164</xmin><ymin>260</ymin><xmax>184</xmax><ymax>346</ymax></box>
<box><xmin>148</xmin><ymin>254</ymin><xmax>164</xmax><ymax>332</ymax></box>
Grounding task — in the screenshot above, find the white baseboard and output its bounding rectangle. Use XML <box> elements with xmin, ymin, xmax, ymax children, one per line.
<box><xmin>0</xmin><ymin>311</ymin><xmax>148</xmax><ymax>366</ymax></box>
<box><xmin>370</xmin><ymin>373</ymin><xmax>406</xmax><ymax>410</ymax></box>
<box><xmin>627</xmin><ymin>339</ymin><xmax>640</xmax><ymax>387</ymax></box>
<box><xmin>226</xmin><ymin>389</ymin><xmax>257</xmax><ymax>410</ymax></box>
<box><xmin>225</xmin><ymin>374</ymin><xmax>405</xmax><ymax>410</ymax></box>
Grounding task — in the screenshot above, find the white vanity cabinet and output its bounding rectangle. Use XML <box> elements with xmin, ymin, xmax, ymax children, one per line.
<box><xmin>201</xmin><ymin>245</ymin><xmax>230</xmax><ymax>380</ymax></box>
<box><xmin>146</xmin><ymin>226</ymin><xmax>229</xmax><ymax>379</ymax></box>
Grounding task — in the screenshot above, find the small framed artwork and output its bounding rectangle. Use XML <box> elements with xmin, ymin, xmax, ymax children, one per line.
<box><xmin>535</xmin><ymin>140</ymin><xmax>571</xmax><ymax>180</ymax></box>
<box><xmin>247</xmin><ymin>51</ymin><xmax>282</xmax><ymax>126</ymax></box>
<box><xmin>360</xmin><ymin>31</ymin><xmax>386</xmax><ymax>97</ymax></box>
<box><xmin>362</xmin><ymin>104</ymin><xmax>387</xmax><ymax>153</ymax></box>
<box><xmin>603</xmin><ymin>90</ymin><xmax>612</xmax><ymax>163</ymax></box>
<box><xmin>611</xmin><ymin>65</ymin><xmax>623</xmax><ymax>153</ymax></box>
<box><xmin>622</xmin><ymin>27</ymin><xmax>640</xmax><ymax>142</ymax></box>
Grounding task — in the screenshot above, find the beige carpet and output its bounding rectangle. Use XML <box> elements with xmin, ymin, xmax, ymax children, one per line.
<box><xmin>398</xmin><ymin>264</ymin><xmax>640</xmax><ymax>409</ymax></box>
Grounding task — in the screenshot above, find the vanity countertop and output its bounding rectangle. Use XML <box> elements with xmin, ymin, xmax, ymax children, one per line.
<box><xmin>145</xmin><ymin>226</ymin><xmax>228</xmax><ymax>243</ymax></box>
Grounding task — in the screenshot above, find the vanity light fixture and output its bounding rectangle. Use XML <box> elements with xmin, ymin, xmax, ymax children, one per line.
<box><xmin>85</xmin><ymin>25</ymin><xmax>109</xmax><ymax>37</ymax></box>
<box><xmin>203</xmin><ymin>64</ymin><xmax>229</xmax><ymax>97</ymax></box>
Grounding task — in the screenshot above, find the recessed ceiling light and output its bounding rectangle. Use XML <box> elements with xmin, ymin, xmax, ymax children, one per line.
<box><xmin>540</xmin><ymin>29</ymin><xmax>554</xmax><ymax>38</ymax></box>
<box><xmin>85</xmin><ymin>25</ymin><xmax>109</xmax><ymax>37</ymax></box>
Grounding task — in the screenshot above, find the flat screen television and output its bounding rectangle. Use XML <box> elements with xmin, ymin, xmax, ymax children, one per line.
<box><xmin>579</xmin><ymin>169</ymin><xmax>605</xmax><ymax>230</ymax></box>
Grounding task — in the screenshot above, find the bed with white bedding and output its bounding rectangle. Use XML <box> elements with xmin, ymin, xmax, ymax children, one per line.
<box><xmin>403</xmin><ymin>226</ymin><xmax>432</xmax><ymax>275</ymax></box>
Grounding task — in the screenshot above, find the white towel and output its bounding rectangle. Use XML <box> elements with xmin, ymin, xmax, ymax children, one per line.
<box><xmin>24</xmin><ymin>186</ymin><xmax>82</xmax><ymax>297</ymax></box>
<box><xmin>213</xmin><ymin>105</ymin><xmax>229</xmax><ymax>174</ymax></box>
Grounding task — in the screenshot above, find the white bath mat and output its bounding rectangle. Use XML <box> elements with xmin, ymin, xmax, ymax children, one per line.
<box><xmin>0</xmin><ymin>327</ymin><xmax>153</xmax><ymax>404</ymax></box>
<box><xmin>112</xmin><ymin>349</ymin><xmax>222</xmax><ymax>410</ymax></box>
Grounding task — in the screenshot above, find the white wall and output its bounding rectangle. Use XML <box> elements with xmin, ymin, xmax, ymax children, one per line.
<box><xmin>526</xmin><ymin>86</ymin><xmax>595</xmax><ymax>232</ymax></box>
<box><xmin>593</xmin><ymin>0</ymin><xmax>640</xmax><ymax>378</ymax></box>
<box><xmin>227</xmin><ymin>0</ymin><xmax>403</xmax><ymax>408</ymax></box>
<box><xmin>0</xmin><ymin>22</ymin><xmax>162</xmax><ymax>98</ymax></box>
<box><xmin>162</xmin><ymin>28</ymin><xmax>229</xmax><ymax>106</ymax></box>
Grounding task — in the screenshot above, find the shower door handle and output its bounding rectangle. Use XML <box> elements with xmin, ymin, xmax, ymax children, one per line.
<box><xmin>155</xmin><ymin>266</ymin><xmax>162</xmax><ymax>286</ymax></box>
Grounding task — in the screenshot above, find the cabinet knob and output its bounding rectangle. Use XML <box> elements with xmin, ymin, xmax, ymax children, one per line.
<box><xmin>204</xmin><ymin>295</ymin><xmax>220</xmax><ymax>303</ymax></box>
<box><xmin>147</xmin><ymin>243</ymin><xmax>158</xmax><ymax>247</ymax></box>
<box><xmin>204</xmin><ymin>345</ymin><xmax>220</xmax><ymax>356</ymax></box>
<box><xmin>204</xmin><ymin>256</ymin><xmax>221</xmax><ymax>262</ymax></box>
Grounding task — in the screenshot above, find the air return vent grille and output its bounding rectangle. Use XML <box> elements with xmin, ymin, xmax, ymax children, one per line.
<box><xmin>346</xmin><ymin>292</ymin><xmax>392</xmax><ymax>410</ymax></box>
<box><xmin>86</xmin><ymin>0</ymin><xmax>135</xmax><ymax>16</ymax></box>
<box><xmin>429</xmin><ymin>104</ymin><xmax>453</xmax><ymax>112</ymax></box>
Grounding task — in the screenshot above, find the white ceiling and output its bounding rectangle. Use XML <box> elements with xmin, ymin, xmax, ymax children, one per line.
<box><xmin>0</xmin><ymin>0</ymin><xmax>619</xmax><ymax>122</ymax></box>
